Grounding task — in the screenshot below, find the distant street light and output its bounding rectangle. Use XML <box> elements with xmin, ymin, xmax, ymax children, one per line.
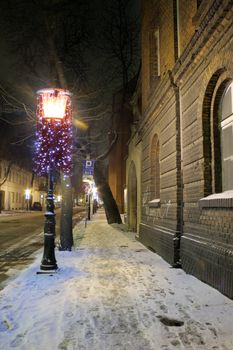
<box><xmin>25</xmin><ymin>188</ymin><xmax>31</xmax><ymax>210</ymax></box>
<box><xmin>35</xmin><ymin>88</ymin><xmax>72</xmax><ymax>271</ymax></box>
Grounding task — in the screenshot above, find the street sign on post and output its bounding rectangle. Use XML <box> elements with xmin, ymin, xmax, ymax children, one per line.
<box><xmin>83</xmin><ymin>160</ymin><xmax>95</xmax><ymax>225</ymax></box>
<box><xmin>83</xmin><ymin>160</ymin><xmax>94</xmax><ymax>176</ymax></box>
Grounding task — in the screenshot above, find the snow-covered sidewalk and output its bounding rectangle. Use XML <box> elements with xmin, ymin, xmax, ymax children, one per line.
<box><xmin>0</xmin><ymin>210</ymin><xmax>233</xmax><ymax>350</ymax></box>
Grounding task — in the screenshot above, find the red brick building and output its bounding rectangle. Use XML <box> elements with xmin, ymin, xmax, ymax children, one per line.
<box><xmin>138</xmin><ymin>0</ymin><xmax>233</xmax><ymax>298</ymax></box>
<box><xmin>108</xmin><ymin>84</ymin><xmax>136</xmax><ymax>214</ymax></box>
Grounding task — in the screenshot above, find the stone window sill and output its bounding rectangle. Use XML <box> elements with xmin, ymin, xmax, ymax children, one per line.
<box><xmin>148</xmin><ymin>199</ymin><xmax>160</xmax><ymax>208</ymax></box>
<box><xmin>199</xmin><ymin>191</ymin><xmax>233</xmax><ymax>208</ymax></box>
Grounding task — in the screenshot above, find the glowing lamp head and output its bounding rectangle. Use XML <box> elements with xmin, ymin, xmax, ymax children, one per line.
<box><xmin>25</xmin><ymin>189</ymin><xmax>31</xmax><ymax>199</ymax></box>
<box><xmin>37</xmin><ymin>88</ymin><xmax>71</xmax><ymax>120</ymax></box>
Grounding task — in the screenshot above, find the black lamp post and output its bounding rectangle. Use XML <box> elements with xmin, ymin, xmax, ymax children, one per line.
<box><xmin>35</xmin><ymin>88</ymin><xmax>72</xmax><ymax>272</ymax></box>
<box><xmin>40</xmin><ymin>170</ymin><xmax>57</xmax><ymax>270</ymax></box>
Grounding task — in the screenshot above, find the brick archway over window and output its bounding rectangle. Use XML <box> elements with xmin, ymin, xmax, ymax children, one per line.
<box><xmin>202</xmin><ymin>69</ymin><xmax>230</xmax><ymax>195</ymax></box>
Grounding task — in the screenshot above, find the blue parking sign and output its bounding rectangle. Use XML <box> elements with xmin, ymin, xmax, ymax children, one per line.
<box><xmin>83</xmin><ymin>160</ymin><xmax>95</xmax><ymax>175</ymax></box>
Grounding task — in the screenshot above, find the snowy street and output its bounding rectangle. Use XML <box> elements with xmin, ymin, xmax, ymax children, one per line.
<box><xmin>0</xmin><ymin>209</ymin><xmax>233</xmax><ymax>350</ymax></box>
<box><xmin>0</xmin><ymin>208</ymin><xmax>85</xmax><ymax>289</ymax></box>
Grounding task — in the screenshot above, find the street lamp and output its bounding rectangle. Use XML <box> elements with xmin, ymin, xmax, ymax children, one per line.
<box><xmin>35</xmin><ymin>88</ymin><xmax>72</xmax><ymax>271</ymax></box>
<box><xmin>25</xmin><ymin>188</ymin><xmax>31</xmax><ymax>210</ymax></box>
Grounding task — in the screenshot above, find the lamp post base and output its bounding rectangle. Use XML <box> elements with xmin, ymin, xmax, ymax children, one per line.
<box><xmin>37</xmin><ymin>270</ymin><xmax>58</xmax><ymax>275</ymax></box>
<box><xmin>40</xmin><ymin>262</ymin><xmax>58</xmax><ymax>271</ymax></box>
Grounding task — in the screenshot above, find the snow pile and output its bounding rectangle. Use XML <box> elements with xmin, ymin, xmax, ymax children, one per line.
<box><xmin>0</xmin><ymin>212</ymin><xmax>233</xmax><ymax>349</ymax></box>
<box><xmin>201</xmin><ymin>190</ymin><xmax>233</xmax><ymax>199</ymax></box>
<box><xmin>199</xmin><ymin>190</ymin><xmax>233</xmax><ymax>208</ymax></box>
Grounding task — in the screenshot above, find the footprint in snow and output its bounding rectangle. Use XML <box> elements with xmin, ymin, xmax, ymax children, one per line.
<box><xmin>0</xmin><ymin>316</ymin><xmax>16</xmax><ymax>331</ymax></box>
<box><xmin>10</xmin><ymin>334</ymin><xmax>24</xmax><ymax>348</ymax></box>
<box><xmin>0</xmin><ymin>320</ymin><xmax>10</xmax><ymax>332</ymax></box>
<box><xmin>45</xmin><ymin>289</ymin><xmax>60</xmax><ymax>296</ymax></box>
<box><xmin>2</xmin><ymin>304</ymin><xmax>12</xmax><ymax>310</ymax></box>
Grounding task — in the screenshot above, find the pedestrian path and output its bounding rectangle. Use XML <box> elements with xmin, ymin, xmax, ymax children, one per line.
<box><xmin>0</xmin><ymin>209</ymin><xmax>233</xmax><ymax>349</ymax></box>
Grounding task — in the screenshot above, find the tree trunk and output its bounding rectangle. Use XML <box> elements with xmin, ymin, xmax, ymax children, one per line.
<box><xmin>59</xmin><ymin>173</ymin><xmax>73</xmax><ymax>251</ymax></box>
<box><xmin>94</xmin><ymin>162</ymin><xmax>122</xmax><ymax>224</ymax></box>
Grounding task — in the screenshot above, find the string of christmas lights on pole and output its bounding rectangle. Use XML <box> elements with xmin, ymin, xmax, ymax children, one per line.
<box><xmin>34</xmin><ymin>88</ymin><xmax>73</xmax><ymax>176</ymax></box>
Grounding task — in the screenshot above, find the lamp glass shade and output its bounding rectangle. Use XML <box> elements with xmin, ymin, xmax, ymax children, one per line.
<box><xmin>37</xmin><ymin>89</ymin><xmax>71</xmax><ymax>120</ymax></box>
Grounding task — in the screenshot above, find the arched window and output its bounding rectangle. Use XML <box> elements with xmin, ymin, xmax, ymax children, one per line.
<box><xmin>221</xmin><ymin>81</ymin><xmax>233</xmax><ymax>191</ymax></box>
<box><xmin>151</xmin><ymin>134</ymin><xmax>160</xmax><ymax>199</ymax></box>
<box><xmin>202</xmin><ymin>70</ymin><xmax>231</xmax><ymax>195</ymax></box>
<box><xmin>202</xmin><ymin>71</ymin><xmax>233</xmax><ymax>200</ymax></box>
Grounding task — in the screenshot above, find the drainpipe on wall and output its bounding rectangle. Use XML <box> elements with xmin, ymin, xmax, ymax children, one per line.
<box><xmin>167</xmin><ymin>0</ymin><xmax>183</xmax><ymax>267</ymax></box>
<box><xmin>168</xmin><ymin>70</ymin><xmax>183</xmax><ymax>267</ymax></box>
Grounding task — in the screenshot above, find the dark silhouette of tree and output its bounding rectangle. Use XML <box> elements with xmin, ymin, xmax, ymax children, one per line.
<box><xmin>97</xmin><ymin>0</ymin><xmax>140</xmax><ymax>96</ymax></box>
<box><xmin>0</xmin><ymin>0</ymin><xmax>90</xmax><ymax>88</ymax></box>
<box><xmin>0</xmin><ymin>0</ymin><xmax>140</xmax><ymax>227</ymax></box>
<box><xmin>82</xmin><ymin>0</ymin><xmax>140</xmax><ymax>223</ymax></box>
<box><xmin>94</xmin><ymin>162</ymin><xmax>122</xmax><ymax>224</ymax></box>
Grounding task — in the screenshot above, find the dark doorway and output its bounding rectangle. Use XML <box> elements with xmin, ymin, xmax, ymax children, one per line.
<box><xmin>0</xmin><ymin>190</ymin><xmax>5</xmax><ymax>211</ymax></box>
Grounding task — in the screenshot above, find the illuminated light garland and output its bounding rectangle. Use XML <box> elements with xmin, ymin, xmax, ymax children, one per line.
<box><xmin>34</xmin><ymin>89</ymin><xmax>73</xmax><ymax>176</ymax></box>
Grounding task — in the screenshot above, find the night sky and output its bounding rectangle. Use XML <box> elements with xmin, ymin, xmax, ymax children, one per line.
<box><xmin>0</xmin><ymin>0</ymin><xmax>140</xmax><ymax>99</ymax></box>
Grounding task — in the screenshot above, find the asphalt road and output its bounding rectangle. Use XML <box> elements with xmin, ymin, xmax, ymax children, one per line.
<box><xmin>0</xmin><ymin>207</ymin><xmax>86</xmax><ymax>289</ymax></box>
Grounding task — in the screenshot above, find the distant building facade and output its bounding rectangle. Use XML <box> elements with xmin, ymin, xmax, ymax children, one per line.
<box><xmin>0</xmin><ymin>160</ymin><xmax>47</xmax><ymax>210</ymax></box>
<box><xmin>138</xmin><ymin>0</ymin><xmax>233</xmax><ymax>298</ymax></box>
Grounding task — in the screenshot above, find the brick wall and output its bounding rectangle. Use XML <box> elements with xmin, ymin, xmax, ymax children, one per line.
<box><xmin>140</xmin><ymin>0</ymin><xmax>233</xmax><ymax>297</ymax></box>
<box><xmin>158</xmin><ymin>0</ymin><xmax>175</xmax><ymax>76</ymax></box>
<box><xmin>140</xmin><ymin>75</ymin><xmax>180</xmax><ymax>265</ymax></box>
<box><xmin>175</xmin><ymin>1</ymin><xmax>233</xmax><ymax>298</ymax></box>
<box><xmin>179</xmin><ymin>0</ymin><xmax>196</xmax><ymax>54</ymax></box>
<box><xmin>108</xmin><ymin>115</ymin><xmax>131</xmax><ymax>213</ymax></box>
